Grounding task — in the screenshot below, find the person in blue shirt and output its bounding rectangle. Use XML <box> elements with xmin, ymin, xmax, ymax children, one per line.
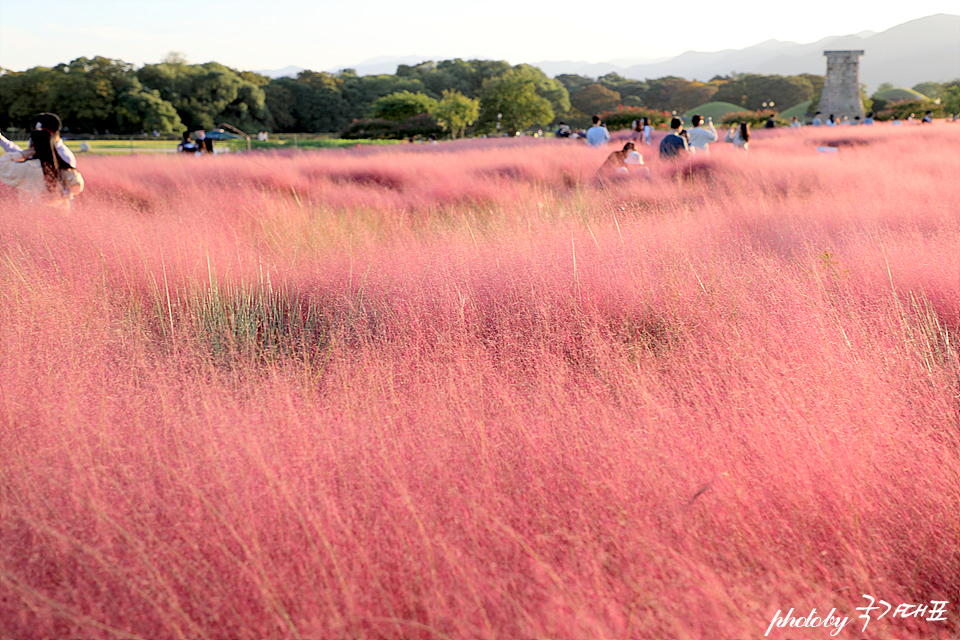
<box><xmin>585</xmin><ymin>115</ymin><xmax>610</xmax><ymax>147</ymax></box>
<box><xmin>659</xmin><ymin>117</ymin><xmax>688</xmax><ymax>158</ymax></box>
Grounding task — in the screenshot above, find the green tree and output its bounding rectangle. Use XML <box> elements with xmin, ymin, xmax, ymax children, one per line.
<box><xmin>556</xmin><ymin>74</ymin><xmax>594</xmax><ymax>95</ymax></box>
<box><xmin>0</xmin><ymin>67</ymin><xmax>56</xmax><ymax>130</ymax></box>
<box><xmin>477</xmin><ymin>66</ymin><xmax>555</xmax><ymax>135</ymax></box>
<box><xmin>597</xmin><ymin>73</ymin><xmax>648</xmax><ymax>104</ymax></box>
<box><xmin>432</xmin><ymin>89</ymin><xmax>480</xmax><ymax>139</ymax></box>
<box><xmin>369</xmin><ymin>90</ymin><xmax>439</xmax><ymax>121</ymax></box>
<box><xmin>570</xmin><ymin>83</ymin><xmax>621</xmax><ymax>117</ymax></box>
<box><xmin>265</xmin><ymin>74</ymin><xmax>348</xmax><ymax>132</ymax></box>
<box><xmin>912</xmin><ymin>82</ymin><xmax>945</xmax><ymax>100</ymax></box>
<box><xmin>137</xmin><ymin>60</ymin><xmax>269</xmax><ymax>131</ymax></box>
<box><xmin>521</xmin><ymin>64</ymin><xmax>570</xmax><ymax>118</ymax></box>
<box><xmin>115</xmin><ymin>77</ymin><xmax>183</xmax><ymax>133</ymax></box>
<box><xmin>263</xmin><ymin>81</ymin><xmax>299</xmax><ymax>131</ymax></box>
<box><xmin>0</xmin><ymin>59</ymin><xmax>182</xmax><ymax>134</ymax></box>
<box><xmin>220</xmin><ymin>80</ymin><xmax>271</xmax><ymax>131</ymax></box>
<box><xmin>399</xmin><ymin>59</ymin><xmax>511</xmax><ymax>99</ymax></box>
<box><xmin>338</xmin><ymin>71</ymin><xmax>426</xmax><ymax>121</ymax></box>
<box><xmin>48</xmin><ymin>57</ymin><xmax>135</xmax><ymax>133</ymax></box>
<box><xmin>641</xmin><ymin>76</ymin><xmax>704</xmax><ymax>111</ymax></box>
<box><xmin>712</xmin><ymin>74</ymin><xmax>816</xmax><ymax>111</ymax></box>
<box><xmin>942</xmin><ymin>79</ymin><xmax>960</xmax><ymax>115</ymax></box>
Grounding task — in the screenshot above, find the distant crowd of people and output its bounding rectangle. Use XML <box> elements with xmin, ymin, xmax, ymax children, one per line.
<box><xmin>576</xmin><ymin>105</ymin><xmax>955</xmax><ymax>181</ymax></box>
<box><xmin>580</xmin><ymin>111</ymin><xmax>754</xmax><ymax>181</ymax></box>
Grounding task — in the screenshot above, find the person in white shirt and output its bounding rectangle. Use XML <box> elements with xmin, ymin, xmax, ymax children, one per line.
<box><xmin>0</xmin><ymin>113</ymin><xmax>76</xmax><ymax>167</ymax></box>
<box><xmin>0</xmin><ymin>128</ymin><xmax>84</xmax><ymax>209</ymax></box>
<box><xmin>686</xmin><ymin>114</ymin><xmax>718</xmax><ymax>153</ymax></box>
<box><xmin>585</xmin><ymin>115</ymin><xmax>610</xmax><ymax>147</ymax></box>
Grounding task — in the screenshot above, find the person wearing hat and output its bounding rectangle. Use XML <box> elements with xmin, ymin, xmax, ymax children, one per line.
<box><xmin>0</xmin><ymin>113</ymin><xmax>77</xmax><ymax>167</ymax></box>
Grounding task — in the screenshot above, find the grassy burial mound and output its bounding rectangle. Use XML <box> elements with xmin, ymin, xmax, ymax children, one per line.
<box><xmin>778</xmin><ymin>99</ymin><xmax>813</xmax><ymax>120</ymax></box>
<box><xmin>873</xmin><ymin>87</ymin><xmax>931</xmax><ymax>102</ymax></box>
<box><xmin>681</xmin><ymin>101</ymin><xmax>747</xmax><ymax>122</ymax></box>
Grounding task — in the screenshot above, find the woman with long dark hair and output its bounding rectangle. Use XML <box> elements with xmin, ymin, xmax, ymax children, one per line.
<box><xmin>724</xmin><ymin>121</ymin><xmax>750</xmax><ymax>151</ymax></box>
<box><xmin>0</xmin><ymin>128</ymin><xmax>84</xmax><ymax>208</ymax></box>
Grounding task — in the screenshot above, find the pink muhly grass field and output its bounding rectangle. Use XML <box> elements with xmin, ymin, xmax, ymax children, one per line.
<box><xmin>1</xmin><ymin>124</ymin><xmax>958</xmax><ymax>639</ymax></box>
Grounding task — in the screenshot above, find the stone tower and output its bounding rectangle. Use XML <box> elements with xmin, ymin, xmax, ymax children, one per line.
<box><xmin>819</xmin><ymin>50</ymin><xmax>865</xmax><ymax>119</ymax></box>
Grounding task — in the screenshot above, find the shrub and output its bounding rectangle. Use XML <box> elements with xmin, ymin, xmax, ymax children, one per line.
<box><xmin>342</xmin><ymin>114</ymin><xmax>444</xmax><ymax>140</ymax></box>
<box><xmin>597</xmin><ymin>106</ymin><xmax>671</xmax><ymax>130</ymax></box>
<box><xmin>396</xmin><ymin>113</ymin><xmax>444</xmax><ymax>140</ymax></box>
<box><xmin>875</xmin><ymin>99</ymin><xmax>946</xmax><ymax>121</ymax></box>
<box><xmin>341</xmin><ymin>118</ymin><xmax>400</xmax><ymax>140</ymax></box>
<box><xmin>720</xmin><ymin>109</ymin><xmax>784</xmax><ymax>127</ymax></box>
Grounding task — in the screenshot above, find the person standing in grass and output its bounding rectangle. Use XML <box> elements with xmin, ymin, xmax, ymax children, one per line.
<box><xmin>194</xmin><ymin>126</ymin><xmax>214</xmax><ymax>154</ymax></box>
<box><xmin>630</xmin><ymin>118</ymin><xmax>652</xmax><ymax>146</ymax></box>
<box><xmin>687</xmin><ymin>114</ymin><xmax>718</xmax><ymax>153</ymax></box>
<box><xmin>724</xmin><ymin>122</ymin><xmax>750</xmax><ymax>151</ymax></box>
<box><xmin>586</xmin><ymin>115</ymin><xmax>610</xmax><ymax>147</ymax></box>
<box><xmin>0</xmin><ymin>128</ymin><xmax>84</xmax><ymax>209</ymax></box>
<box><xmin>659</xmin><ymin>117</ymin><xmax>689</xmax><ymax>159</ymax></box>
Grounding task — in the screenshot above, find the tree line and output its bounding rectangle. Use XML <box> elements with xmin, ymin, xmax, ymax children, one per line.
<box><xmin>1</xmin><ymin>53</ymin><xmax>840</xmax><ymax>138</ymax></box>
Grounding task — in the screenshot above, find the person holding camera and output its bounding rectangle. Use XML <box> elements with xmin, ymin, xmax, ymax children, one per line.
<box><xmin>687</xmin><ymin>114</ymin><xmax>718</xmax><ymax>153</ymax></box>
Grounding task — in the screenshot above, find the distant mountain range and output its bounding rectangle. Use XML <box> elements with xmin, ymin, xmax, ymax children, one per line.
<box><xmin>258</xmin><ymin>14</ymin><xmax>959</xmax><ymax>92</ymax></box>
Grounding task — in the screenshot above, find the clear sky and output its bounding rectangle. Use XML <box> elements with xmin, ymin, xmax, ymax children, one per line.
<box><xmin>0</xmin><ymin>1</ymin><xmax>956</xmax><ymax>73</ymax></box>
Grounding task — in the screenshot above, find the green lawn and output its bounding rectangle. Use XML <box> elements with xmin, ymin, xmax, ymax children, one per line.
<box><xmin>778</xmin><ymin>100</ymin><xmax>812</xmax><ymax>120</ymax></box>
<box><xmin>681</xmin><ymin>101</ymin><xmax>749</xmax><ymax>122</ymax></box>
<box><xmin>1</xmin><ymin>136</ymin><xmax>404</xmax><ymax>155</ymax></box>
